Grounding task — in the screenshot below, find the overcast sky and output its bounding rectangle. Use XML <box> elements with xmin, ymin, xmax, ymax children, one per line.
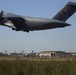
<box><xmin>0</xmin><ymin>0</ymin><xmax>76</xmax><ymax>53</ymax></box>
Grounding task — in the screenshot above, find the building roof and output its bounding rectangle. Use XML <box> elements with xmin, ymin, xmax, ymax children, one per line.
<box><xmin>39</xmin><ymin>51</ymin><xmax>66</xmax><ymax>54</ymax></box>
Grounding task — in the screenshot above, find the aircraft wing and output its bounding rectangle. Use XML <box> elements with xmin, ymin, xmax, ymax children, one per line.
<box><xmin>0</xmin><ymin>11</ymin><xmax>29</xmax><ymax>32</ymax></box>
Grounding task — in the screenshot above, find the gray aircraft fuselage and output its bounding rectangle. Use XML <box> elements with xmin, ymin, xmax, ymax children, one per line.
<box><xmin>22</xmin><ymin>17</ymin><xmax>70</xmax><ymax>30</ymax></box>
<box><xmin>0</xmin><ymin>1</ymin><xmax>76</xmax><ymax>32</ymax></box>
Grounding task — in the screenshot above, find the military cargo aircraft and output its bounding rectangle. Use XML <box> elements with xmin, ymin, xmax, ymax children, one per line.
<box><xmin>0</xmin><ymin>1</ymin><xmax>76</xmax><ymax>32</ymax></box>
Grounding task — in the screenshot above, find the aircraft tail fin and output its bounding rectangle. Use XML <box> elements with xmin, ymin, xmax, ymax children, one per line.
<box><xmin>52</xmin><ymin>2</ymin><xmax>76</xmax><ymax>22</ymax></box>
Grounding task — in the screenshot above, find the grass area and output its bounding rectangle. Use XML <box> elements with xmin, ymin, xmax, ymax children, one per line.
<box><xmin>0</xmin><ymin>59</ymin><xmax>76</xmax><ymax>75</ymax></box>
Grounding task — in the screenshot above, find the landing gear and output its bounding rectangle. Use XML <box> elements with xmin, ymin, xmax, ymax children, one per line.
<box><xmin>15</xmin><ymin>29</ymin><xmax>21</xmax><ymax>31</ymax></box>
<box><xmin>12</xmin><ymin>28</ymin><xmax>29</xmax><ymax>32</ymax></box>
<box><xmin>23</xmin><ymin>30</ymin><xmax>29</xmax><ymax>32</ymax></box>
<box><xmin>12</xmin><ymin>28</ymin><xmax>21</xmax><ymax>31</ymax></box>
<box><xmin>12</xmin><ymin>28</ymin><xmax>15</xmax><ymax>30</ymax></box>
